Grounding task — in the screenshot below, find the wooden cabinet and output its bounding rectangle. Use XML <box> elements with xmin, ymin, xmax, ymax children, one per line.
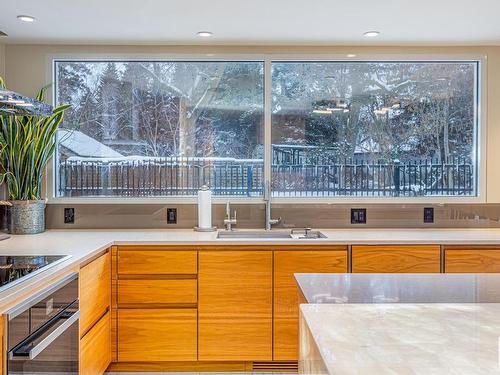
<box><xmin>352</xmin><ymin>245</ymin><xmax>441</xmax><ymax>273</ymax></box>
<box><xmin>198</xmin><ymin>250</ymin><xmax>273</xmax><ymax>361</ymax></box>
<box><xmin>118</xmin><ymin>309</ymin><xmax>197</xmax><ymax>362</ymax></box>
<box><xmin>118</xmin><ymin>279</ymin><xmax>197</xmax><ymax>306</ymax></box>
<box><xmin>80</xmin><ymin>311</ymin><xmax>111</xmax><ymax>375</ymax></box>
<box><xmin>80</xmin><ymin>251</ymin><xmax>111</xmax><ymax>336</ymax></box>
<box><xmin>79</xmin><ymin>251</ymin><xmax>111</xmax><ymax>375</ymax></box>
<box><xmin>445</xmin><ymin>247</ymin><xmax>500</xmax><ymax>272</ymax></box>
<box><xmin>273</xmin><ymin>247</ymin><xmax>348</xmax><ymax>361</ymax></box>
<box><xmin>116</xmin><ymin>247</ymin><xmax>198</xmax><ymax>363</ymax></box>
<box><xmin>0</xmin><ymin>315</ymin><xmax>4</xmax><ymax>375</ymax></box>
<box><xmin>118</xmin><ymin>247</ymin><xmax>197</xmax><ymax>275</ymax></box>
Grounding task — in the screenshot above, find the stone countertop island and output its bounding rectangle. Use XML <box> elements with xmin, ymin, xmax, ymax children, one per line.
<box><xmin>296</xmin><ymin>273</ymin><xmax>500</xmax><ymax>375</ymax></box>
<box><xmin>300</xmin><ymin>303</ymin><xmax>500</xmax><ymax>375</ymax></box>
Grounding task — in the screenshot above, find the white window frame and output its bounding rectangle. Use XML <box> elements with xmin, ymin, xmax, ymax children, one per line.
<box><xmin>44</xmin><ymin>52</ymin><xmax>487</xmax><ymax>204</ymax></box>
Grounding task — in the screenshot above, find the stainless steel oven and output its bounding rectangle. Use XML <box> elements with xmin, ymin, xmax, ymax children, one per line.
<box><xmin>6</xmin><ymin>273</ymin><xmax>79</xmax><ymax>374</ymax></box>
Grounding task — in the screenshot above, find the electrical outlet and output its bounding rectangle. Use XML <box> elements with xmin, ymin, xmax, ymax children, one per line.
<box><xmin>64</xmin><ymin>208</ymin><xmax>75</xmax><ymax>224</ymax></box>
<box><xmin>424</xmin><ymin>207</ymin><xmax>434</xmax><ymax>223</ymax></box>
<box><xmin>351</xmin><ymin>208</ymin><xmax>367</xmax><ymax>224</ymax></box>
<box><xmin>167</xmin><ymin>208</ymin><xmax>177</xmax><ymax>224</ymax></box>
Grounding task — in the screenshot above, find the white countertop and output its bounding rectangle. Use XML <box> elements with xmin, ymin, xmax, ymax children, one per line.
<box><xmin>300</xmin><ymin>303</ymin><xmax>500</xmax><ymax>375</ymax></box>
<box><xmin>1</xmin><ymin>227</ymin><xmax>500</xmax><ymax>313</ymax></box>
<box><xmin>4</xmin><ymin>227</ymin><xmax>500</xmax><ymax>256</ymax></box>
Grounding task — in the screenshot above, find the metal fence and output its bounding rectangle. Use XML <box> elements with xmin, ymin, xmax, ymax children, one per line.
<box><xmin>58</xmin><ymin>157</ymin><xmax>475</xmax><ymax>197</ymax></box>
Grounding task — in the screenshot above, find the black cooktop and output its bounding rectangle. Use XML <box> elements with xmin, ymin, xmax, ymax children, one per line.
<box><xmin>0</xmin><ymin>256</ymin><xmax>68</xmax><ymax>290</ymax></box>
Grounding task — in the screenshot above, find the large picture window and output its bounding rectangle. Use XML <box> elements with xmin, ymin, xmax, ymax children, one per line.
<box><xmin>55</xmin><ymin>60</ymin><xmax>264</xmax><ymax>197</ymax></box>
<box><xmin>54</xmin><ymin>58</ymin><xmax>480</xmax><ymax>199</ymax></box>
<box><xmin>272</xmin><ymin>61</ymin><xmax>479</xmax><ymax>197</ymax></box>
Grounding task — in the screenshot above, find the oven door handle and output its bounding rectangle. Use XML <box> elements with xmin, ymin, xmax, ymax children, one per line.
<box><xmin>10</xmin><ymin>309</ymin><xmax>80</xmax><ymax>360</ymax></box>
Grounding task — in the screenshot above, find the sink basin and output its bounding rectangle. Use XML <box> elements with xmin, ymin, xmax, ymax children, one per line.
<box><xmin>217</xmin><ymin>231</ymin><xmax>292</xmax><ymax>239</ymax></box>
<box><xmin>216</xmin><ymin>230</ymin><xmax>327</xmax><ymax>239</ymax></box>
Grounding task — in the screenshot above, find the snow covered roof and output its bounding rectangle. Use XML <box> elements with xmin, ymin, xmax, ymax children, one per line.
<box><xmin>66</xmin><ymin>155</ymin><xmax>263</xmax><ymax>163</ymax></box>
<box><xmin>58</xmin><ymin>129</ymin><xmax>123</xmax><ymax>158</ymax></box>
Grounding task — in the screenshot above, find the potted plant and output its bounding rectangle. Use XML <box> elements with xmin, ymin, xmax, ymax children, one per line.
<box><xmin>0</xmin><ymin>77</ymin><xmax>70</xmax><ymax>234</ymax></box>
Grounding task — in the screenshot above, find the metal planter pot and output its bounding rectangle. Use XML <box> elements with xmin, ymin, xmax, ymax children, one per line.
<box><xmin>9</xmin><ymin>200</ymin><xmax>46</xmax><ymax>235</ymax></box>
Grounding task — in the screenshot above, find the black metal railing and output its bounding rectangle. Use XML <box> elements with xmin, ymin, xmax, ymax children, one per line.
<box><xmin>272</xmin><ymin>159</ymin><xmax>474</xmax><ymax>197</ymax></box>
<box><xmin>58</xmin><ymin>157</ymin><xmax>475</xmax><ymax>198</ymax></box>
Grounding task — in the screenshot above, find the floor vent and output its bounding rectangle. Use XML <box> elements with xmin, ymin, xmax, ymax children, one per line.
<box><xmin>252</xmin><ymin>361</ymin><xmax>298</xmax><ymax>372</ymax></box>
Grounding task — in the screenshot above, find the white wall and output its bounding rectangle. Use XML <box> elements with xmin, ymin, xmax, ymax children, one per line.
<box><xmin>0</xmin><ymin>43</ymin><xmax>5</xmax><ymax>80</ymax></box>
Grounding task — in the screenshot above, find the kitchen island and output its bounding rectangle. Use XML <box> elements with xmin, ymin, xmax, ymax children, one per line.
<box><xmin>300</xmin><ymin>303</ymin><xmax>500</xmax><ymax>375</ymax></box>
<box><xmin>296</xmin><ymin>273</ymin><xmax>500</xmax><ymax>374</ymax></box>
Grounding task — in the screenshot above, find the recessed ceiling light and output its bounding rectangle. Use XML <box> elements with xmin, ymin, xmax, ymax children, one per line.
<box><xmin>363</xmin><ymin>31</ymin><xmax>380</xmax><ymax>38</ymax></box>
<box><xmin>347</xmin><ymin>54</ymin><xmax>357</xmax><ymax>58</ymax></box>
<box><xmin>197</xmin><ymin>31</ymin><xmax>213</xmax><ymax>37</ymax></box>
<box><xmin>17</xmin><ymin>15</ymin><xmax>35</xmax><ymax>22</ymax></box>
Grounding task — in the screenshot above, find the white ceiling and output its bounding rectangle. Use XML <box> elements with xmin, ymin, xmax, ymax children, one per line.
<box><xmin>0</xmin><ymin>0</ymin><xmax>499</xmax><ymax>45</ymax></box>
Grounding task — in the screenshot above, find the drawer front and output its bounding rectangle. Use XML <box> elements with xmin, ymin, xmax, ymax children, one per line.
<box><xmin>445</xmin><ymin>249</ymin><xmax>500</xmax><ymax>272</ymax></box>
<box><xmin>352</xmin><ymin>245</ymin><xmax>441</xmax><ymax>273</ymax></box>
<box><xmin>118</xmin><ymin>249</ymin><xmax>197</xmax><ymax>275</ymax></box>
<box><xmin>80</xmin><ymin>252</ymin><xmax>111</xmax><ymax>336</ymax></box>
<box><xmin>118</xmin><ymin>308</ymin><xmax>197</xmax><ymax>362</ymax></box>
<box><xmin>80</xmin><ymin>311</ymin><xmax>111</xmax><ymax>375</ymax></box>
<box><xmin>118</xmin><ymin>279</ymin><xmax>197</xmax><ymax>306</ymax></box>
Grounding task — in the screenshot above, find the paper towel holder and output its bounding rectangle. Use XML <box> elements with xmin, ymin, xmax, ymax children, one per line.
<box><xmin>194</xmin><ymin>185</ymin><xmax>217</xmax><ymax>232</ymax></box>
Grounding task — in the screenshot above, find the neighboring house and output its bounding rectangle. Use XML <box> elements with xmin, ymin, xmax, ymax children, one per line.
<box><xmin>58</xmin><ymin>129</ymin><xmax>123</xmax><ymax>160</ymax></box>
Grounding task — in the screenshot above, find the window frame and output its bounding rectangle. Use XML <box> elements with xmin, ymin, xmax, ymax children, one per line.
<box><xmin>45</xmin><ymin>52</ymin><xmax>487</xmax><ymax>204</ymax></box>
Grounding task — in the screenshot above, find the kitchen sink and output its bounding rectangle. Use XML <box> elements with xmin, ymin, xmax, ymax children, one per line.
<box><xmin>216</xmin><ymin>230</ymin><xmax>327</xmax><ymax>239</ymax></box>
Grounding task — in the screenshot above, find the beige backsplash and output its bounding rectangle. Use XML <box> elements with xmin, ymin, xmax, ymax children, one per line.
<box><xmin>23</xmin><ymin>203</ymin><xmax>500</xmax><ymax>229</ymax></box>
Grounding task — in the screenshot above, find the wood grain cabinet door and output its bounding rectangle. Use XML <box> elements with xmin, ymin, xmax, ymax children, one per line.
<box><xmin>445</xmin><ymin>248</ymin><xmax>500</xmax><ymax>272</ymax></box>
<box><xmin>274</xmin><ymin>248</ymin><xmax>348</xmax><ymax>361</ymax></box>
<box><xmin>80</xmin><ymin>311</ymin><xmax>111</xmax><ymax>375</ymax></box>
<box><xmin>198</xmin><ymin>250</ymin><xmax>273</xmax><ymax>361</ymax></box>
<box><xmin>118</xmin><ymin>308</ymin><xmax>197</xmax><ymax>362</ymax></box>
<box><xmin>79</xmin><ymin>251</ymin><xmax>111</xmax><ymax>337</ymax></box>
<box><xmin>352</xmin><ymin>245</ymin><xmax>441</xmax><ymax>273</ymax></box>
<box><xmin>0</xmin><ymin>315</ymin><xmax>4</xmax><ymax>375</ymax></box>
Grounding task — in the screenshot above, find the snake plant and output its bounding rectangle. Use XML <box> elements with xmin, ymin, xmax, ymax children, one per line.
<box><xmin>0</xmin><ymin>77</ymin><xmax>70</xmax><ymax>200</ymax></box>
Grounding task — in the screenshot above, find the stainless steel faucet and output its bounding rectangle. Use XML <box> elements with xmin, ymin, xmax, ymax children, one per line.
<box><xmin>264</xmin><ymin>180</ymin><xmax>281</xmax><ymax>230</ymax></box>
<box><xmin>223</xmin><ymin>201</ymin><xmax>237</xmax><ymax>231</ymax></box>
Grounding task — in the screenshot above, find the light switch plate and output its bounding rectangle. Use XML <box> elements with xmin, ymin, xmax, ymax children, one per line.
<box><xmin>167</xmin><ymin>208</ymin><xmax>177</xmax><ymax>224</ymax></box>
<box><xmin>64</xmin><ymin>208</ymin><xmax>75</xmax><ymax>224</ymax></box>
<box><xmin>351</xmin><ymin>208</ymin><xmax>367</xmax><ymax>224</ymax></box>
<box><xmin>424</xmin><ymin>207</ymin><xmax>434</xmax><ymax>223</ymax></box>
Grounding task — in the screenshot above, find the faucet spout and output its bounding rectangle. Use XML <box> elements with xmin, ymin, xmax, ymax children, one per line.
<box><xmin>224</xmin><ymin>201</ymin><xmax>237</xmax><ymax>231</ymax></box>
<box><xmin>264</xmin><ymin>180</ymin><xmax>281</xmax><ymax>230</ymax></box>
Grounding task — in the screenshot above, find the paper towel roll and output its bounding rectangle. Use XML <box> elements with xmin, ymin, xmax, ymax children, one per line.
<box><xmin>197</xmin><ymin>185</ymin><xmax>212</xmax><ymax>229</ymax></box>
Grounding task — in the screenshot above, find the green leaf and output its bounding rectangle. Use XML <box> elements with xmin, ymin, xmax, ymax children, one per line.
<box><xmin>0</xmin><ymin>78</ymin><xmax>70</xmax><ymax>200</ymax></box>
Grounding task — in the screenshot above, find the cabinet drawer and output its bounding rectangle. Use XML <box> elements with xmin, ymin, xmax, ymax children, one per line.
<box><xmin>118</xmin><ymin>249</ymin><xmax>197</xmax><ymax>275</ymax></box>
<box><xmin>445</xmin><ymin>249</ymin><xmax>500</xmax><ymax>272</ymax></box>
<box><xmin>118</xmin><ymin>308</ymin><xmax>197</xmax><ymax>362</ymax></box>
<box><xmin>80</xmin><ymin>311</ymin><xmax>111</xmax><ymax>375</ymax></box>
<box><xmin>352</xmin><ymin>245</ymin><xmax>441</xmax><ymax>273</ymax></box>
<box><xmin>118</xmin><ymin>279</ymin><xmax>197</xmax><ymax>306</ymax></box>
<box><xmin>80</xmin><ymin>252</ymin><xmax>111</xmax><ymax>336</ymax></box>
